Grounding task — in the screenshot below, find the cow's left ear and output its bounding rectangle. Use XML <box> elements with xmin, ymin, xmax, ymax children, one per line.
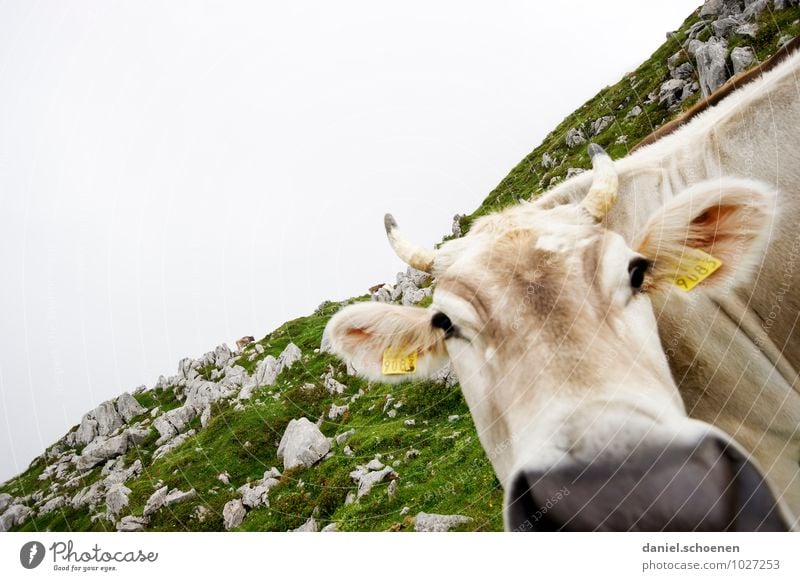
<box><xmin>324</xmin><ymin>302</ymin><xmax>450</xmax><ymax>382</ymax></box>
<box><xmin>634</xmin><ymin>177</ymin><xmax>776</xmax><ymax>292</ymax></box>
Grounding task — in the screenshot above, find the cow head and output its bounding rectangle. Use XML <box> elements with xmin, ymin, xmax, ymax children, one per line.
<box><xmin>324</xmin><ymin>145</ymin><xmax>791</xmax><ymax>530</ymax></box>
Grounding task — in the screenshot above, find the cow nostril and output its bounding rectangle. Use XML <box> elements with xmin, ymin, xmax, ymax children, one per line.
<box><xmin>431</xmin><ymin>312</ymin><xmax>455</xmax><ymax>338</ymax></box>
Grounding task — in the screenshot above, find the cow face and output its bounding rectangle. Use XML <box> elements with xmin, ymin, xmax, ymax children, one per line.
<box><xmin>324</xmin><ymin>145</ymin><xmax>790</xmax><ymax>530</ymax></box>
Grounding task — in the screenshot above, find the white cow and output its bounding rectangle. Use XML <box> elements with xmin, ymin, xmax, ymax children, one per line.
<box><xmin>325</xmin><ymin>46</ymin><xmax>800</xmax><ymax>530</ymax></box>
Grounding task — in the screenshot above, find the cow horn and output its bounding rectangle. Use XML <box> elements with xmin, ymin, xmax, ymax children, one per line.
<box><xmin>384</xmin><ymin>214</ymin><xmax>435</xmax><ymax>273</ymax></box>
<box><xmin>581</xmin><ymin>144</ymin><xmax>619</xmax><ymax>221</ymax></box>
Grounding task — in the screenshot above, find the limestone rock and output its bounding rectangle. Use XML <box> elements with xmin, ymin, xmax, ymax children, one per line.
<box><xmin>731</xmin><ymin>46</ymin><xmax>756</xmax><ymax>75</ymax></box>
<box><xmin>695</xmin><ymin>38</ymin><xmax>729</xmax><ymax>97</ymax></box>
<box><xmin>0</xmin><ymin>504</ymin><xmax>31</xmax><ymax>531</ymax></box>
<box><xmin>76</xmin><ymin>434</ymin><xmax>129</xmax><ymax>472</ymax></box>
<box><xmin>144</xmin><ymin>486</ymin><xmax>169</xmax><ymax>516</ymax></box>
<box><xmin>277</xmin><ymin>418</ymin><xmax>331</xmax><ymax>470</ymax></box>
<box><xmin>105</xmin><ymin>483</ymin><xmax>131</xmax><ymax>516</ymax></box>
<box><xmin>223</xmin><ymin>499</ymin><xmax>246</xmax><ymax>530</ymax></box>
<box><xmin>414</xmin><ymin>512</ymin><xmax>472</xmax><ymax>532</ymax></box>
<box><xmin>565</xmin><ymin>127</ymin><xmax>586</xmax><ymax>148</ymax></box>
<box><xmin>117</xmin><ymin>515</ymin><xmax>149</xmax><ymax>532</ymax></box>
<box><xmin>116</xmin><ymin>393</ymin><xmax>147</xmax><ymax>422</ymax></box>
<box><xmin>291</xmin><ymin>516</ymin><xmax>318</xmax><ymax>532</ymax></box>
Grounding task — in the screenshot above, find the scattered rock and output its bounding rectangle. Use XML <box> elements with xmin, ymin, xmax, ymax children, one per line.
<box><xmin>292</xmin><ymin>516</ymin><xmax>318</xmax><ymax>532</ymax></box>
<box><xmin>541</xmin><ymin>152</ymin><xmax>557</xmax><ymax>169</ymax></box>
<box><xmin>223</xmin><ymin>499</ymin><xmax>246</xmax><ymax>530</ymax></box>
<box><xmin>565</xmin><ymin>127</ymin><xmax>586</xmax><ymax>148</ymax></box>
<box><xmin>625</xmin><ymin>105</ymin><xmax>642</xmax><ymax>119</ymax></box>
<box><xmin>695</xmin><ymin>37</ymin><xmax>729</xmax><ymax>97</ymax></box>
<box><xmin>76</xmin><ymin>434</ymin><xmax>129</xmax><ymax>472</ymax></box>
<box><xmin>351</xmin><ymin>465</ymin><xmax>398</xmax><ymax>499</ymax></box>
<box><xmin>116</xmin><ymin>515</ymin><xmax>149</xmax><ymax>532</ymax></box>
<box><xmin>671</xmin><ymin>61</ymin><xmax>694</xmax><ymax>81</ymax></box>
<box><xmin>328</xmin><ymin>403</ymin><xmax>348</xmax><ymax>420</ymax></box>
<box><xmin>335</xmin><ymin>429</ymin><xmax>355</xmax><ymax>446</ymax></box>
<box><xmin>0</xmin><ymin>493</ymin><xmax>12</xmax><ymax>513</ymax></box>
<box><xmin>105</xmin><ymin>483</ymin><xmax>131</xmax><ymax>517</ymax></box>
<box><xmin>321</xmin><ymin>523</ymin><xmax>338</xmax><ymax>532</ymax></box>
<box><xmin>658</xmin><ymin>78</ymin><xmax>688</xmax><ymax>109</ymax></box>
<box><xmin>0</xmin><ymin>504</ymin><xmax>31</xmax><ymax>531</ymax></box>
<box><xmin>277</xmin><ymin>418</ymin><xmax>331</xmax><ymax>470</ymax></box>
<box><xmin>39</xmin><ymin>495</ymin><xmax>66</xmax><ymax>515</ymax></box>
<box><xmin>218</xmin><ymin>472</ymin><xmax>231</xmax><ymax>485</ymax></box>
<box><xmin>387</xmin><ymin>480</ymin><xmax>398</xmax><ymax>499</ymax></box>
<box><xmin>731</xmin><ymin>46</ymin><xmax>756</xmax><ymax>75</ymax></box>
<box><xmin>116</xmin><ymin>393</ymin><xmax>147</xmax><ymax>422</ymax></box>
<box><xmin>164</xmin><ymin>488</ymin><xmax>196</xmax><ymax>507</ymax></box>
<box><xmin>144</xmin><ymin>486</ymin><xmax>169</xmax><ymax>516</ymax></box>
<box><xmin>414</xmin><ymin>512</ymin><xmax>472</xmax><ymax>532</ymax></box>
<box><xmin>589</xmin><ymin>116</ymin><xmax>614</xmax><ymax>136</ymax></box>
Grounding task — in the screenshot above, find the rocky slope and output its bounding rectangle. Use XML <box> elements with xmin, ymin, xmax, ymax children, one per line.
<box><xmin>2</xmin><ymin>0</ymin><xmax>799</xmax><ymax>532</ymax></box>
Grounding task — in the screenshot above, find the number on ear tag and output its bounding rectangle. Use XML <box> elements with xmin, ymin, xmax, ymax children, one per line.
<box><xmin>381</xmin><ymin>348</ymin><xmax>417</xmax><ymax>375</ymax></box>
<box><xmin>673</xmin><ymin>249</ymin><xmax>722</xmax><ymax>292</ymax></box>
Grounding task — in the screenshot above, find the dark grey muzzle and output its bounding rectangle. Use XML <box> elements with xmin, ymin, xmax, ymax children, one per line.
<box><xmin>506</xmin><ymin>436</ymin><xmax>790</xmax><ymax>531</ymax></box>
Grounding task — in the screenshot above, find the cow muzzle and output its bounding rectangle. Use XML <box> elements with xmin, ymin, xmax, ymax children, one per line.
<box><xmin>505</xmin><ymin>436</ymin><xmax>791</xmax><ymax>531</ymax></box>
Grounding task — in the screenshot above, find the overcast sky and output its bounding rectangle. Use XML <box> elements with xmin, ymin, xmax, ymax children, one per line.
<box><xmin>0</xmin><ymin>1</ymin><xmax>700</xmax><ymax>482</ymax></box>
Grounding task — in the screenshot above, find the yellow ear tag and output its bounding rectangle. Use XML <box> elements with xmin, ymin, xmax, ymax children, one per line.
<box><xmin>673</xmin><ymin>249</ymin><xmax>722</xmax><ymax>292</ymax></box>
<box><xmin>381</xmin><ymin>348</ymin><xmax>418</xmax><ymax>375</ymax></box>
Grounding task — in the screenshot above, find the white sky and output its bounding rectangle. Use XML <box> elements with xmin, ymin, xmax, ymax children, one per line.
<box><xmin>0</xmin><ymin>1</ymin><xmax>700</xmax><ymax>482</ymax></box>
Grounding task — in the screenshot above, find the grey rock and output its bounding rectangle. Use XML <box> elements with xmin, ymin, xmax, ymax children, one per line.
<box><xmin>343</xmin><ymin>445</ymin><xmax>354</xmax><ymax>457</ymax></box>
<box><xmin>735</xmin><ymin>22</ymin><xmax>759</xmax><ymax>37</ymax></box>
<box><xmin>116</xmin><ymin>515</ymin><xmax>149</xmax><ymax>532</ymax></box>
<box><xmin>0</xmin><ymin>493</ymin><xmax>12</xmax><ymax>513</ymax></box>
<box><xmin>565</xmin><ymin>127</ymin><xmax>586</xmax><ymax>148</ymax></box>
<box><xmin>125</xmin><ymin>427</ymin><xmax>150</xmax><ymax>446</ymax></box>
<box><xmin>0</xmin><ymin>504</ymin><xmax>31</xmax><ymax>531</ymax></box>
<box><xmin>277</xmin><ymin>343</ymin><xmax>302</xmax><ymax>373</ymax></box>
<box><xmin>152</xmin><ymin>430</ymin><xmax>195</xmax><ymax>460</ymax></box>
<box><xmin>451</xmin><ymin>214</ymin><xmax>464</xmax><ymax>238</ymax></box>
<box><xmin>71</xmin><ymin>482</ymin><xmax>103</xmax><ymax>509</ymax></box>
<box><xmin>352</xmin><ymin>466</ymin><xmax>397</xmax><ymax>499</ymax></box>
<box><xmin>671</xmin><ymin>61</ymin><xmax>695</xmax><ymax>81</ymax></box>
<box><xmin>372</xmin><ymin>285</ymin><xmax>392</xmax><ymax>303</ymax></box>
<box><xmin>76</xmin><ymin>434</ymin><xmax>129</xmax><ymax>472</ymax></box>
<box><xmin>686</xmin><ymin>39</ymin><xmax>705</xmax><ymax>58</ymax></box>
<box><xmin>774</xmin><ymin>0</ymin><xmax>799</xmax><ymax>9</ymax></box>
<box><xmin>387</xmin><ymin>480</ymin><xmax>398</xmax><ymax>499</ymax></box>
<box><xmin>277</xmin><ymin>418</ymin><xmax>331</xmax><ymax>470</ymax></box>
<box><xmin>94</xmin><ymin>401</ymin><xmax>124</xmax><ymax>437</ymax></box>
<box><xmin>39</xmin><ymin>495</ymin><xmax>66</xmax><ymax>515</ymax></box>
<box><xmin>252</xmin><ymin>355</ymin><xmax>279</xmax><ymax>389</ymax></box>
<box><xmin>153</xmin><ymin>415</ymin><xmax>178</xmax><ymax>445</ymax></box>
<box><xmin>366</xmin><ymin>458</ymin><xmax>385</xmax><ymax>471</ymax></box>
<box><xmin>218</xmin><ymin>472</ymin><xmax>231</xmax><ymax>485</ymax></box>
<box><xmin>116</xmin><ymin>393</ymin><xmax>147</xmax><ymax>422</ymax></box>
<box><xmin>239</xmin><ymin>483</ymin><xmax>269</xmax><ymax>509</ymax></box>
<box><xmin>695</xmin><ymin>37</ymin><xmax>729</xmax><ymax>96</ymax></box>
<box><xmin>328</xmin><ymin>403</ymin><xmax>348</xmax><ymax>420</ymax></box>
<box><xmin>712</xmin><ymin>16</ymin><xmax>742</xmax><ymax>38</ymax></box>
<box><xmin>404</xmin><ymin>419</ymin><xmax>416</xmax><ymax>427</ymax></box>
<box><xmin>321</xmin><ymin>523</ymin><xmax>338</xmax><ymax>532</ymax></box>
<box><xmin>263</xmin><ymin>467</ymin><xmax>282</xmax><ymax>480</ymax></box>
<box><xmin>743</xmin><ymin>0</ymin><xmax>769</xmax><ymax>20</ymax></box>
<box><xmin>540</xmin><ymin>152</ymin><xmax>557</xmax><ymax>169</ymax></box>
<box><xmin>105</xmin><ymin>483</ymin><xmax>131</xmax><ymax>516</ymax></box>
<box><xmin>658</xmin><ymin>78</ymin><xmax>688</xmax><ymax>108</ymax></box>
<box><xmin>589</xmin><ymin>116</ymin><xmax>614</xmax><ymax>136</ymax></box>
<box><xmin>335</xmin><ymin>429</ymin><xmax>355</xmax><ymax>446</ymax></box>
<box><xmin>700</xmin><ymin>0</ymin><xmax>745</xmax><ymax>17</ymax></box>
<box><xmin>76</xmin><ymin>415</ymin><xmax>99</xmax><ymax>446</ymax></box>
<box><xmin>144</xmin><ymin>486</ymin><xmax>169</xmax><ymax>516</ymax></box>
<box><xmin>223</xmin><ymin>499</ymin><xmax>246</xmax><ymax>530</ymax></box>
<box><xmin>292</xmin><ymin>516</ymin><xmax>318</xmax><ymax>532</ymax></box>
<box><xmin>324</xmin><ymin>374</ymin><xmax>347</xmax><ymax>396</ymax></box>
<box><xmin>731</xmin><ymin>46</ymin><xmax>756</xmax><ymax>75</ymax></box>
<box><xmin>400</xmin><ymin>506</ymin><xmax>410</xmax><ymax>516</ymax></box>
<box><xmin>625</xmin><ymin>105</ymin><xmax>643</xmax><ymax>119</ymax></box>
<box><xmin>165</xmin><ymin>488</ymin><xmax>196</xmax><ymax>507</ymax></box>
<box><xmin>414</xmin><ymin>512</ymin><xmax>472</xmax><ymax>532</ymax></box>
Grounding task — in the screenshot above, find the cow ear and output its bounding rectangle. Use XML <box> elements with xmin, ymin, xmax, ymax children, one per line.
<box><xmin>323</xmin><ymin>302</ymin><xmax>450</xmax><ymax>382</ymax></box>
<box><xmin>634</xmin><ymin>177</ymin><xmax>775</xmax><ymax>292</ymax></box>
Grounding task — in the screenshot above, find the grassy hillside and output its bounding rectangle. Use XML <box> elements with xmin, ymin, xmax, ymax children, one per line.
<box><xmin>3</xmin><ymin>2</ymin><xmax>799</xmax><ymax>532</ymax></box>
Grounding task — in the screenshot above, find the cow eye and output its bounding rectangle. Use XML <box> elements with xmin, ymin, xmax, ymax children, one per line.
<box><xmin>628</xmin><ymin>257</ymin><xmax>650</xmax><ymax>290</ymax></box>
<box><xmin>431</xmin><ymin>312</ymin><xmax>456</xmax><ymax>338</ymax></box>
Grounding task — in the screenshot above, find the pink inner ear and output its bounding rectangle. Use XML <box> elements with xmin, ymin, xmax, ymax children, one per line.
<box><xmin>689</xmin><ymin>204</ymin><xmax>739</xmax><ymax>251</ymax></box>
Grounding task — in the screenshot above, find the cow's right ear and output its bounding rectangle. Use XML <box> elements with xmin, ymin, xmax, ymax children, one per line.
<box><xmin>324</xmin><ymin>302</ymin><xmax>450</xmax><ymax>382</ymax></box>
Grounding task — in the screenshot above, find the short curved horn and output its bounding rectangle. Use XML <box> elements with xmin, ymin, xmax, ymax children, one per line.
<box><xmin>581</xmin><ymin>144</ymin><xmax>619</xmax><ymax>221</ymax></box>
<box><xmin>384</xmin><ymin>214</ymin><xmax>435</xmax><ymax>273</ymax></box>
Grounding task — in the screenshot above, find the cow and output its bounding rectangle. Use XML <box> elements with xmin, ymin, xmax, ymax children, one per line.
<box><xmin>235</xmin><ymin>336</ymin><xmax>255</xmax><ymax>352</ymax></box>
<box><xmin>323</xmin><ymin>44</ymin><xmax>800</xmax><ymax>531</ymax></box>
